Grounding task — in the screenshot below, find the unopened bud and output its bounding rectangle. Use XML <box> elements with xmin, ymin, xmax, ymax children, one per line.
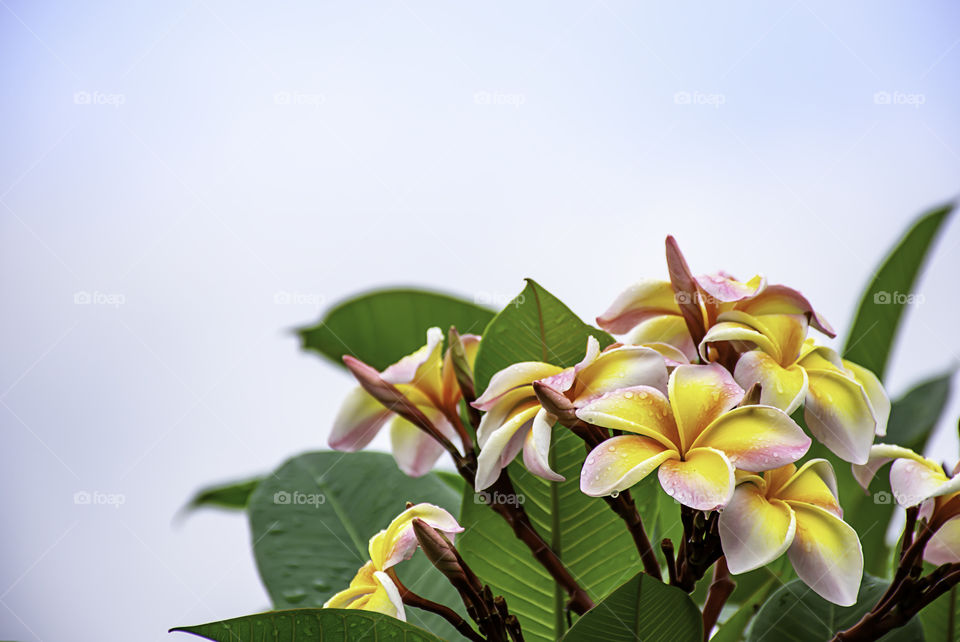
<box><xmin>532</xmin><ymin>381</ymin><xmax>577</xmax><ymax>424</ymax></box>
<box><xmin>448</xmin><ymin>327</ymin><xmax>476</xmax><ymax>400</ymax></box>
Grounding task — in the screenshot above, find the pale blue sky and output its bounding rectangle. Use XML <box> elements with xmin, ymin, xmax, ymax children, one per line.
<box><xmin>2</xmin><ymin>2</ymin><xmax>959</xmax><ymax>640</ymax></box>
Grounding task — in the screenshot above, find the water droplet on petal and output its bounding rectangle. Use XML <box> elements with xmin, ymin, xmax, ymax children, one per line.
<box><xmin>610</xmin><ymin>490</ymin><xmax>620</xmax><ymax>498</ymax></box>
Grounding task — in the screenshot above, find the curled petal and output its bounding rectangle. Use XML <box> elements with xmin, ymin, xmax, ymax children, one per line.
<box><xmin>719</xmin><ymin>482</ymin><xmax>796</xmax><ymax>574</ymax></box>
<box><xmin>669</xmin><ymin>364</ymin><xmax>745</xmax><ymax>452</ymax></box>
<box><xmin>657</xmin><ymin>446</ymin><xmax>735</xmax><ymax>510</ymax></box>
<box><xmin>788</xmin><ymin>503</ymin><xmax>863</xmax><ymax>606</ymax></box>
<box><xmin>381</xmin><ymin>327</ymin><xmax>445</xmax><ymax>405</ymax></box>
<box><xmin>473</xmin><ymin>362</ymin><xmax>562</xmax><ymax>411</ymax></box>
<box><xmin>924</xmin><ymin>515</ymin><xmax>960</xmax><ymax>565</ymax></box>
<box><xmin>623</xmin><ymin>316</ymin><xmax>698</xmax><ymax>362</ymax></box>
<box><xmin>474</xmin><ymin>404</ymin><xmax>539</xmax><ymax>490</ymax></box>
<box><xmin>733</xmin><ymin>350</ymin><xmax>808</xmax><ymax>413</ymax></box>
<box><xmin>889</xmin><ymin>458</ymin><xmax>953</xmax><ymax>507</ymax></box>
<box><xmin>640</xmin><ymin>341</ymin><xmax>691</xmax><ymax>366</ymax></box>
<box><xmin>736</xmin><ymin>283</ymin><xmax>836</xmax><ymax>338</ymax></box>
<box><xmin>368</xmin><ymin>571</ymin><xmax>406</xmax><ymax>620</ymax></box>
<box><xmin>843</xmin><ymin>360</ymin><xmax>890</xmax><ymax>437</ymax></box>
<box><xmin>778</xmin><ymin>459</ymin><xmax>842</xmax><ymax>516</ymax></box>
<box><xmin>389</xmin><ymin>409</ymin><xmax>456</xmax><ymax>477</ymax></box>
<box><xmin>700</xmin><ymin>320</ymin><xmax>779</xmax><ymax>362</ymax></box>
<box><xmin>369</xmin><ymin>502</ymin><xmax>463</xmax><ymax>570</ymax></box>
<box><xmin>575</xmin><ymin>386</ymin><xmax>680</xmax><ymax>450</ymax></box>
<box><xmin>665</xmin><ymin>236</ymin><xmax>707</xmax><ymax>347</ymax></box>
<box><xmin>580</xmin><ymin>435</ymin><xmax>677</xmax><ymax>497</ymax></box>
<box><xmin>693</xmin><ymin>405</ymin><xmax>810</xmax><ymax>472</ymax></box>
<box><xmin>596</xmin><ymin>279</ymin><xmax>681</xmax><ymax>334</ymax></box>
<box><xmin>696</xmin><ymin>272</ymin><xmax>765</xmax><ymax>303</ymax></box>
<box><xmin>850</xmin><ymin>443</ymin><xmax>927</xmax><ymax>490</ymax></box>
<box><xmin>571</xmin><ymin>345</ymin><xmax>669</xmax><ymax>403</ymax></box>
<box><xmin>476</xmin><ymin>387</ymin><xmax>534</xmax><ymax>447</ymax></box>
<box><xmin>803</xmin><ymin>369</ymin><xmax>877</xmax><ymax>465</ymax></box>
<box><xmin>329</xmin><ymin>387</ymin><xmax>393</xmax><ymax>451</ymax></box>
<box><xmin>536</xmin><ymin>336</ymin><xmax>602</xmax><ymax>397</ymax></box>
<box><xmin>522</xmin><ymin>409</ymin><xmax>565</xmax><ymax>482</ymax></box>
<box><xmin>325</xmin><ymin>561</ymin><xmax>378</xmax><ymax>608</ymax></box>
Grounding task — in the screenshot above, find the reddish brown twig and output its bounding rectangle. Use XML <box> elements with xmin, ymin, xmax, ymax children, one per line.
<box><xmin>701</xmin><ymin>558</ymin><xmax>736</xmax><ymax>640</ymax></box>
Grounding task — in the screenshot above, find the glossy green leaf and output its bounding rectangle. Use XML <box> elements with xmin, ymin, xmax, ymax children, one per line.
<box><xmin>298</xmin><ymin>288</ymin><xmax>494</xmax><ymax>371</ymax></box>
<box><xmin>185</xmin><ymin>476</ymin><xmax>262</xmax><ymax>512</ymax></box>
<box><xmin>248</xmin><ymin>451</ymin><xmax>463</xmax><ymax>639</ymax></box>
<box><xmin>459</xmin><ymin>280</ymin><xmax>646</xmax><ymax>641</ymax></box>
<box><xmin>919</xmin><ymin>570</ymin><xmax>959</xmax><ymax>642</ymax></box>
<box><xmin>562</xmin><ymin>572</ymin><xmax>702</xmax><ymax>642</ymax></box>
<box><xmin>746</xmin><ymin>575</ymin><xmax>924</xmax><ymax>641</ymax></box>
<box><xmin>843</xmin><ymin>203</ymin><xmax>953</xmax><ymax>381</ymax></box>
<box><xmin>710</xmin><ymin>576</ymin><xmax>777</xmax><ymax>642</ymax></box>
<box><xmin>886</xmin><ymin>371</ymin><xmax>954</xmax><ymax>451</ymax></box>
<box><xmin>472</xmin><ymin>278</ymin><xmax>614</xmax><ymax>394</ymax></box>
<box><xmin>171</xmin><ymin>608</ymin><xmax>443</xmax><ymax>642</ymax></box>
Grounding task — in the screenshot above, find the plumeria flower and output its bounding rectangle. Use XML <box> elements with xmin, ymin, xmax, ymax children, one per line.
<box><xmin>718</xmin><ymin>461</ymin><xmax>863</xmax><ymax>606</ymax></box>
<box><xmin>700</xmin><ymin>312</ymin><xmax>889</xmax><ymax>465</ymax></box>
<box><xmin>853</xmin><ymin>445</ymin><xmax>960</xmax><ymax>565</ymax></box>
<box><xmin>597</xmin><ymin>237</ymin><xmax>834</xmax><ymax>361</ymax></box>
<box><xmin>472</xmin><ymin>337</ymin><xmax>669</xmax><ymax>490</ymax></box>
<box><xmin>329</xmin><ymin>327</ymin><xmax>480</xmax><ymax>477</ymax></box>
<box><xmin>578</xmin><ymin>363</ymin><xmax>810</xmax><ymax>510</ymax></box>
<box><xmin>325</xmin><ymin>503</ymin><xmax>463</xmax><ymax>620</ymax></box>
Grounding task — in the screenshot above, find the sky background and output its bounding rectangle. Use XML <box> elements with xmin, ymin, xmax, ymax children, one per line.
<box><xmin>2</xmin><ymin>1</ymin><xmax>959</xmax><ymax>640</ymax></box>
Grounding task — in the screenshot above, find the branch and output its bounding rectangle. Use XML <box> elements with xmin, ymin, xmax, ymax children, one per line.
<box><xmin>701</xmin><ymin>558</ymin><xmax>735</xmax><ymax>640</ymax></box>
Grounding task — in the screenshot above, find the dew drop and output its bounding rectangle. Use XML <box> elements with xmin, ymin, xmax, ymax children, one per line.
<box><xmin>610</xmin><ymin>490</ymin><xmax>620</xmax><ymax>498</ymax></box>
<box><xmin>607</xmin><ymin>445</ymin><xmax>616</xmax><ymax>452</ymax></box>
<box><xmin>624</xmin><ymin>392</ymin><xmax>634</xmax><ymax>399</ymax></box>
<box><xmin>282</xmin><ymin>589</ymin><xmax>307</xmax><ymax>604</ymax></box>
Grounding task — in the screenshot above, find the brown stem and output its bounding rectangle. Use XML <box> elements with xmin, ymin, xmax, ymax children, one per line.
<box><xmin>900</xmin><ymin>506</ymin><xmax>918</xmax><ymax>562</ymax></box>
<box><xmin>675</xmin><ymin>507</ymin><xmax>723</xmax><ymax>592</ymax></box>
<box><xmin>701</xmin><ymin>558</ymin><xmax>735</xmax><ymax>640</ymax></box>
<box><xmin>661</xmin><ymin>539</ymin><xmax>678</xmax><ymax>586</ymax></box>
<box><xmin>390</xmin><ymin>570</ymin><xmax>485</xmax><ymax>642</ymax></box>
<box><xmin>603</xmin><ymin>490</ymin><xmax>662</xmax><ymax>579</ymax></box>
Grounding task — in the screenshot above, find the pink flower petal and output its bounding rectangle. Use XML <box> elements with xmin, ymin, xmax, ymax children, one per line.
<box><xmin>718</xmin><ymin>482</ymin><xmax>796</xmax><ymax>574</ymax></box>
<box><xmin>657</xmin><ymin>446</ymin><xmax>735</xmax><ymax>510</ymax></box>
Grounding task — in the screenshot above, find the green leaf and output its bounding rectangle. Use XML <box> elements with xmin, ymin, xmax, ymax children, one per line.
<box><xmin>171</xmin><ymin>608</ymin><xmax>443</xmax><ymax>642</ymax></box>
<box><xmin>919</xmin><ymin>571</ymin><xmax>959</xmax><ymax>642</ymax></box>
<box><xmin>459</xmin><ymin>280</ymin><xmax>647</xmax><ymax>641</ymax></box>
<box><xmin>710</xmin><ymin>576</ymin><xmax>778</xmax><ymax>642</ymax></box>
<box><xmin>472</xmin><ymin>278</ymin><xmax>614</xmax><ymax>394</ymax></box>
<box><xmin>843</xmin><ymin>203</ymin><xmax>953</xmax><ymax>381</ymax></box>
<box><xmin>746</xmin><ymin>575</ymin><xmax>924</xmax><ymax>641</ymax></box>
<box><xmin>184</xmin><ymin>476</ymin><xmax>262</xmax><ymax>512</ymax></box>
<box><xmin>562</xmin><ymin>572</ymin><xmax>702</xmax><ymax>642</ymax></box>
<box><xmin>886</xmin><ymin>371</ymin><xmax>954</xmax><ymax>451</ymax></box>
<box><xmin>248</xmin><ymin>451</ymin><xmax>464</xmax><ymax>640</ymax></box>
<box><xmin>298</xmin><ymin>288</ymin><xmax>494</xmax><ymax>371</ymax></box>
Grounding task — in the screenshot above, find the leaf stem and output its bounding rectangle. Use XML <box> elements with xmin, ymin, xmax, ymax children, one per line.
<box><xmin>701</xmin><ymin>557</ymin><xmax>735</xmax><ymax>640</ymax></box>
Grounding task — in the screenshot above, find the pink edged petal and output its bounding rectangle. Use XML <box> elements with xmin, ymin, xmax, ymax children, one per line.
<box><xmin>665</xmin><ymin>235</ymin><xmax>708</xmax><ymax>345</ymax></box>
<box><xmin>718</xmin><ymin>482</ymin><xmax>796</xmax><ymax>574</ymax></box>
<box><xmin>329</xmin><ymin>386</ymin><xmax>394</xmax><ymax>451</ymax></box>
<box><xmin>924</xmin><ymin>515</ymin><xmax>960</xmax><ymax>565</ymax></box>
<box><xmin>803</xmin><ymin>369</ymin><xmax>877</xmax><ymax>465</ymax></box>
<box><xmin>370</xmin><ymin>502</ymin><xmax>463</xmax><ymax>569</ymax></box>
<box><xmin>640</xmin><ymin>342</ymin><xmax>691</xmax><ymax>367</ymax></box>
<box><xmin>381</xmin><ymin>327</ymin><xmax>445</xmax><ymax>399</ymax></box>
<box><xmin>596</xmin><ymin>279</ymin><xmax>681</xmax><ymax>334</ymax></box>
<box><xmin>695</xmin><ymin>272</ymin><xmax>765</xmax><ymax>303</ymax></box>
<box><xmin>850</xmin><ymin>443</ymin><xmax>926</xmax><ymax>490</ymax></box>
<box><xmin>623</xmin><ymin>315</ymin><xmax>698</xmax><ymax>362</ymax></box>
<box><xmin>777</xmin><ymin>459</ymin><xmax>842</xmax><ymax>516</ymax></box>
<box><xmin>657</xmin><ymin>446</ymin><xmax>735</xmax><ymax>511</ymax></box>
<box><xmin>536</xmin><ymin>337</ymin><xmax>602</xmax><ymax>397</ymax></box>
<box><xmin>669</xmin><ymin>364</ymin><xmax>745</xmax><ymax>452</ymax></box>
<box><xmin>889</xmin><ymin>458</ymin><xmax>952</xmax><ymax>507</ymax></box>
<box><xmin>733</xmin><ymin>350</ymin><xmax>808</xmax><ymax>413</ymax></box>
<box><xmin>522</xmin><ymin>408</ymin><xmax>565</xmax><ymax>482</ymax></box>
<box><xmin>736</xmin><ymin>283</ymin><xmax>836</xmax><ymax>338</ymax></box>
<box><xmin>474</xmin><ymin>404</ymin><xmax>539</xmax><ymax>490</ymax></box>
<box><xmin>370</xmin><ymin>571</ymin><xmax>406</xmax><ymax>620</ymax></box>
<box><xmin>580</xmin><ymin>435</ymin><xmax>677</xmax><ymax>497</ymax></box>
<box><xmin>693</xmin><ymin>405</ymin><xmax>810</xmax><ymax>472</ymax></box>
<box><xmin>575</xmin><ymin>386</ymin><xmax>680</xmax><ymax>450</ymax></box>
<box><xmin>842</xmin><ymin>360</ymin><xmax>890</xmax><ymax>437</ymax></box>
<box><xmin>473</xmin><ymin>362</ymin><xmax>563</xmax><ymax>411</ymax></box>
<box><xmin>389</xmin><ymin>413</ymin><xmax>451</xmax><ymax>478</ymax></box>
<box><xmin>788</xmin><ymin>503</ymin><xmax>863</xmax><ymax>606</ymax></box>
<box><xmin>571</xmin><ymin>344</ymin><xmax>669</xmax><ymax>403</ymax></box>
<box><xmin>475</xmin><ymin>388</ymin><xmax>535</xmax><ymax>447</ymax></box>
